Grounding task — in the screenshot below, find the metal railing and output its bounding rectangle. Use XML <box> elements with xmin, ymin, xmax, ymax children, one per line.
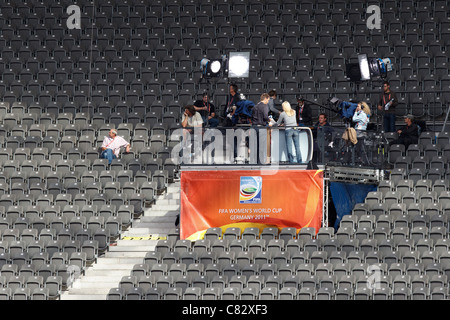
<box><xmin>170</xmin><ymin>125</ymin><xmax>388</xmax><ymax>169</ymax></box>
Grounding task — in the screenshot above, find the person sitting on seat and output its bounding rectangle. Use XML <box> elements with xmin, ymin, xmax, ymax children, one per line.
<box><xmin>181</xmin><ymin>104</ymin><xmax>203</xmax><ymax>131</ymax></box>
<box><xmin>193</xmin><ymin>92</ymin><xmax>219</xmax><ymax>127</ymax></box>
<box><xmin>100</xmin><ymin>129</ymin><xmax>130</xmax><ymax>164</ymax></box>
<box><xmin>389</xmin><ymin>114</ymin><xmax>419</xmax><ymax>149</ymax></box>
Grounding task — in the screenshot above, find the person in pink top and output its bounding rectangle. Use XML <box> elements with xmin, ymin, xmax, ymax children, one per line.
<box><xmin>100</xmin><ymin>129</ymin><xmax>131</xmax><ymax>164</ymax></box>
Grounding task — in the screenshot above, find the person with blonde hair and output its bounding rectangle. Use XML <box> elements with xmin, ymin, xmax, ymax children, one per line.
<box><xmin>352</xmin><ymin>101</ymin><xmax>371</xmax><ymax>131</ymax></box>
<box><xmin>272</xmin><ymin>101</ymin><xmax>303</xmax><ymax>163</ymax></box>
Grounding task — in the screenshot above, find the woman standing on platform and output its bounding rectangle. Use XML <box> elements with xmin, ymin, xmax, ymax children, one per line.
<box><xmin>272</xmin><ymin>101</ymin><xmax>303</xmax><ymax>164</ymax></box>
<box><xmin>352</xmin><ymin>102</ymin><xmax>371</xmax><ymax>132</ymax></box>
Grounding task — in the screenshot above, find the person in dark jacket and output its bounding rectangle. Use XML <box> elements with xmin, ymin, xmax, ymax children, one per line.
<box><xmin>223</xmin><ymin>83</ymin><xmax>241</xmax><ymax>127</ymax></box>
<box><xmin>389</xmin><ymin>114</ymin><xmax>418</xmax><ymax>149</ymax></box>
<box><xmin>313</xmin><ymin>113</ymin><xmax>333</xmax><ymax>163</ymax></box>
<box><xmin>193</xmin><ymin>92</ymin><xmax>219</xmax><ymax>127</ymax></box>
<box><xmin>251</xmin><ymin>93</ymin><xmax>271</xmax><ymax>126</ymax></box>
<box><xmin>250</xmin><ymin>93</ymin><xmax>271</xmax><ymax>163</ymax></box>
<box><xmin>296</xmin><ymin>97</ymin><xmax>313</xmax><ymax>126</ymax></box>
<box><xmin>377</xmin><ymin>81</ymin><xmax>398</xmax><ymax>132</ymax></box>
<box><xmin>268</xmin><ymin>89</ymin><xmax>281</xmax><ymax>119</ymax></box>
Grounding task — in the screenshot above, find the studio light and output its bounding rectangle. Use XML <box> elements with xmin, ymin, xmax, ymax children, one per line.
<box><xmin>346</xmin><ymin>54</ymin><xmax>393</xmax><ymax>82</ymax></box>
<box><xmin>200</xmin><ymin>58</ymin><xmax>223</xmax><ymax>78</ymax></box>
<box><xmin>368</xmin><ymin>57</ymin><xmax>393</xmax><ymax>78</ymax></box>
<box><xmin>200</xmin><ymin>52</ymin><xmax>251</xmax><ymax>79</ymax></box>
<box><xmin>227</xmin><ymin>52</ymin><xmax>250</xmax><ymax>78</ymax></box>
<box><xmin>358</xmin><ymin>54</ymin><xmax>371</xmax><ymax>81</ymax></box>
<box><xmin>210</xmin><ymin>60</ymin><xmax>222</xmax><ymax>73</ymax></box>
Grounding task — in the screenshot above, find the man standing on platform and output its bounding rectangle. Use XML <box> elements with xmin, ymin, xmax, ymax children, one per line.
<box><xmin>250</xmin><ymin>93</ymin><xmax>271</xmax><ymax>164</ymax></box>
<box><xmin>251</xmin><ymin>93</ymin><xmax>271</xmax><ymax>126</ymax></box>
<box><xmin>377</xmin><ymin>80</ymin><xmax>398</xmax><ymax>132</ymax></box>
<box><xmin>296</xmin><ymin>97</ymin><xmax>313</xmax><ymax>127</ymax></box>
<box><xmin>223</xmin><ymin>83</ymin><xmax>241</xmax><ymax>127</ymax></box>
<box><xmin>314</xmin><ymin>113</ymin><xmax>333</xmax><ymax>163</ymax></box>
<box><xmin>268</xmin><ymin>89</ymin><xmax>281</xmax><ymax>120</ymax></box>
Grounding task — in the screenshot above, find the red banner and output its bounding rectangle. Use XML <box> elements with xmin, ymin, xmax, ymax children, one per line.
<box><xmin>180</xmin><ymin>169</ymin><xmax>324</xmax><ymax>240</ymax></box>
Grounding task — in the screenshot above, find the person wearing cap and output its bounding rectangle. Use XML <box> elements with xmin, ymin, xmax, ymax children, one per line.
<box><xmin>389</xmin><ymin>114</ymin><xmax>418</xmax><ymax>149</ymax></box>
<box><xmin>100</xmin><ymin>129</ymin><xmax>130</xmax><ymax>164</ymax></box>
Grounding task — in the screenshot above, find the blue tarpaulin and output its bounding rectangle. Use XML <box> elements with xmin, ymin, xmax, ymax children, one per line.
<box><xmin>329</xmin><ymin>182</ymin><xmax>377</xmax><ymax>230</ymax></box>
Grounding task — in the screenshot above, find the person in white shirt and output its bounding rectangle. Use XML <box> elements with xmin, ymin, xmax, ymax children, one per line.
<box><xmin>181</xmin><ymin>105</ymin><xmax>203</xmax><ymax>132</ymax></box>
<box><xmin>100</xmin><ymin>129</ymin><xmax>130</xmax><ymax>164</ymax></box>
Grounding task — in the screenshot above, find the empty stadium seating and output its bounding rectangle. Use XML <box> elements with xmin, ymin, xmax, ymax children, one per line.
<box><xmin>106</xmin><ymin>223</ymin><xmax>450</xmax><ymax>300</ymax></box>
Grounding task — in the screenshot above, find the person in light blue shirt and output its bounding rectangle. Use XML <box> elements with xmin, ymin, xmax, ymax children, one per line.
<box><xmin>339</xmin><ymin>100</ymin><xmax>371</xmax><ymax>131</ymax></box>
<box><xmin>271</xmin><ymin>101</ymin><xmax>302</xmax><ymax>164</ymax></box>
<box><xmin>352</xmin><ymin>102</ymin><xmax>371</xmax><ymax>131</ymax></box>
<box><xmin>349</xmin><ymin>101</ymin><xmax>372</xmax><ymax>164</ymax></box>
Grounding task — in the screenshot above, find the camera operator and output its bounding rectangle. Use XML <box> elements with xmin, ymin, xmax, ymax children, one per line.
<box><xmin>339</xmin><ymin>100</ymin><xmax>372</xmax><ymax>165</ymax></box>
<box><xmin>338</xmin><ymin>100</ymin><xmax>371</xmax><ymax>131</ymax></box>
<box><xmin>352</xmin><ymin>102</ymin><xmax>371</xmax><ymax>132</ymax></box>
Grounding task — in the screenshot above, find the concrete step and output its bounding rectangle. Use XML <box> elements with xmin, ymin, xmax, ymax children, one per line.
<box><xmin>63</xmin><ymin>286</ymin><xmax>115</xmax><ymax>295</ymax></box>
<box><xmin>119</xmin><ymin>227</ymin><xmax>172</xmax><ymax>236</ymax></box>
<box><xmin>142</xmin><ymin>210</ymin><xmax>179</xmax><ymax>217</ymax></box>
<box><xmin>153</xmin><ymin>198</ymin><xmax>180</xmax><ymax>205</ymax></box>
<box><xmin>84</xmin><ymin>269</ymin><xmax>133</xmax><ymax>277</ymax></box>
<box><xmin>132</xmin><ymin>221</ymin><xmax>176</xmax><ymax>229</ymax></box>
<box><xmin>107</xmin><ymin>246</ymin><xmax>154</xmax><ymax>253</ymax></box>
<box><xmin>158</xmin><ymin>193</ymin><xmax>180</xmax><ymax>200</ymax></box>
<box><xmin>151</xmin><ymin>203</ymin><xmax>179</xmax><ymax>209</ymax></box>
<box><xmin>125</xmin><ymin>226</ymin><xmax>175</xmax><ymax>234</ymax></box>
<box><xmin>138</xmin><ymin>215</ymin><xmax>177</xmax><ymax>222</ymax></box>
<box><xmin>61</xmin><ymin>293</ymin><xmax>107</xmax><ymax>300</ymax></box>
<box><xmin>115</xmin><ymin>239</ymin><xmax>159</xmax><ymax>247</ymax></box>
<box><xmin>122</xmin><ymin>228</ymin><xmax>168</xmax><ymax>235</ymax></box>
<box><xmin>72</xmin><ymin>279</ymin><xmax>122</xmax><ymax>288</ymax></box>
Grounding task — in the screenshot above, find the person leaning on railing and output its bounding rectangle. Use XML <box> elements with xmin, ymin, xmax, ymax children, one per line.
<box><xmin>270</xmin><ymin>101</ymin><xmax>303</xmax><ymax>164</ymax></box>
